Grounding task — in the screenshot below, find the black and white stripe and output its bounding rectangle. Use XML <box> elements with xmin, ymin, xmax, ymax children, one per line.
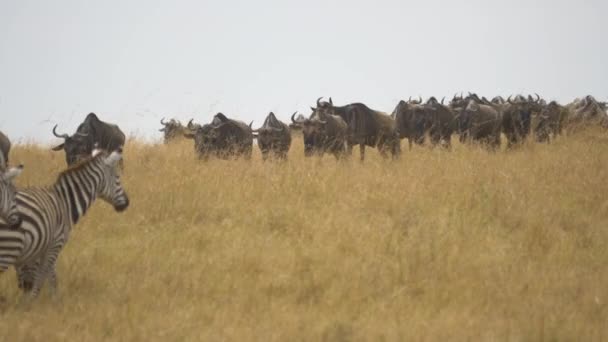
<box><xmin>0</xmin><ymin>164</ymin><xmax>24</xmax><ymax>229</ymax></box>
<box><xmin>0</xmin><ymin>150</ymin><xmax>129</xmax><ymax>299</ymax></box>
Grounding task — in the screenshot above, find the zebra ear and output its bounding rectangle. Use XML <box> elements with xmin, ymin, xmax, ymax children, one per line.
<box><xmin>104</xmin><ymin>151</ymin><xmax>122</xmax><ymax>167</ymax></box>
<box><xmin>3</xmin><ymin>164</ymin><xmax>24</xmax><ymax>181</ymax></box>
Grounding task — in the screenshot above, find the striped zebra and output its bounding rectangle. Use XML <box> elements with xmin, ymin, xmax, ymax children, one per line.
<box><xmin>0</xmin><ymin>149</ymin><xmax>129</xmax><ymax>299</ymax></box>
<box><xmin>0</xmin><ymin>164</ymin><xmax>24</xmax><ymax>229</ymax></box>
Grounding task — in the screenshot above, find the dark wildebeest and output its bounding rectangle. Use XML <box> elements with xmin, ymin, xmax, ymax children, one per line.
<box><xmin>159</xmin><ymin>118</ymin><xmax>190</xmax><ymax>143</ymax></box>
<box><xmin>314</xmin><ymin>97</ymin><xmax>400</xmax><ymax>160</ymax></box>
<box><xmin>501</xmin><ymin>94</ymin><xmax>544</xmax><ymax>147</ymax></box>
<box><xmin>450</xmin><ymin>94</ymin><xmax>502</xmax><ymax>149</ymax></box>
<box><xmin>391</xmin><ymin>97</ymin><xmax>426</xmax><ymax>149</ymax></box>
<box><xmin>422</xmin><ymin>96</ymin><xmax>455</xmax><ymax>148</ymax></box>
<box><xmin>534</xmin><ymin>101</ymin><xmax>566</xmax><ymax>143</ymax></box>
<box><xmin>0</xmin><ymin>130</ymin><xmax>10</xmax><ymax>168</ymax></box>
<box><xmin>290</xmin><ymin>109</ymin><xmax>347</xmax><ymax>159</ymax></box>
<box><xmin>183</xmin><ymin>113</ymin><xmax>253</xmax><ymax>160</ymax></box>
<box><xmin>52</xmin><ymin>113</ymin><xmax>126</xmax><ymax>165</ymax></box>
<box><xmin>252</xmin><ymin>112</ymin><xmax>292</xmax><ymax>160</ymax></box>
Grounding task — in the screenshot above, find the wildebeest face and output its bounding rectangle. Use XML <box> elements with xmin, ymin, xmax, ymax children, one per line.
<box><xmin>159</xmin><ymin>118</ymin><xmax>186</xmax><ymax>141</ymax></box>
<box><xmin>52</xmin><ymin>136</ymin><xmax>91</xmax><ymax>165</ymax></box>
<box><xmin>301</xmin><ymin>120</ymin><xmax>326</xmax><ymax>156</ymax></box>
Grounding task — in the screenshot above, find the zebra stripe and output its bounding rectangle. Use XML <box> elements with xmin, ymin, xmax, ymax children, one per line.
<box><xmin>0</xmin><ymin>164</ymin><xmax>24</xmax><ymax>229</ymax></box>
<box><xmin>0</xmin><ymin>150</ymin><xmax>128</xmax><ymax>299</ymax></box>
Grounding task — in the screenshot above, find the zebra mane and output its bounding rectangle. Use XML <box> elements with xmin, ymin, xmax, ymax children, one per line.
<box><xmin>57</xmin><ymin>151</ymin><xmax>107</xmax><ymax>179</ymax></box>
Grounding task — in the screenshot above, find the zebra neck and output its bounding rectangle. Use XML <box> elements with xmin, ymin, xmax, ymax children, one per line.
<box><xmin>54</xmin><ymin>161</ymin><xmax>101</xmax><ymax>225</ymax></box>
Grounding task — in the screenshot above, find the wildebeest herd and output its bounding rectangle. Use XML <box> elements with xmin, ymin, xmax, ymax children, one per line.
<box><xmin>159</xmin><ymin>94</ymin><xmax>607</xmax><ymax>161</ymax></box>
<box><xmin>0</xmin><ymin>93</ymin><xmax>606</xmax><ymax>302</ymax></box>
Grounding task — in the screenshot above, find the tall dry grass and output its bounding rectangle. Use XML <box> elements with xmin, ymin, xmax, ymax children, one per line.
<box><xmin>1</xmin><ymin>130</ymin><xmax>607</xmax><ymax>341</ymax></box>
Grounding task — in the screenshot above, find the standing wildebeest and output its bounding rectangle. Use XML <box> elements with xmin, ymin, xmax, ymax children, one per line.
<box><xmin>159</xmin><ymin>118</ymin><xmax>190</xmax><ymax>143</ymax></box>
<box><xmin>183</xmin><ymin>113</ymin><xmax>253</xmax><ymax>160</ymax></box>
<box><xmin>422</xmin><ymin>97</ymin><xmax>455</xmax><ymax>148</ymax></box>
<box><xmin>290</xmin><ymin>109</ymin><xmax>347</xmax><ymax>159</ymax></box>
<box><xmin>501</xmin><ymin>94</ymin><xmax>544</xmax><ymax>147</ymax></box>
<box><xmin>451</xmin><ymin>94</ymin><xmax>502</xmax><ymax>149</ymax></box>
<box><xmin>252</xmin><ymin>112</ymin><xmax>292</xmax><ymax>160</ymax></box>
<box><xmin>392</xmin><ymin>97</ymin><xmax>426</xmax><ymax>149</ymax></box>
<box><xmin>0</xmin><ymin>130</ymin><xmax>10</xmax><ymax>168</ymax></box>
<box><xmin>535</xmin><ymin>101</ymin><xmax>566</xmax><ymax>143</ymax></box>
<box><xmin>314</xmin><ymin>97</ymin><xmax>400</xmax><ymax>160</ymax></box>
<box><xmin>52</xmin><ymin>113</ymin><xmax>126</xmax><ymax>165</ymax></box>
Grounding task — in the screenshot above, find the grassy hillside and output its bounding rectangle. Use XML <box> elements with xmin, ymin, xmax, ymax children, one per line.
<box><xmin>1</xmin><ymin>131</ymin><xmax>607</xmax><ymax>341</ymax></box>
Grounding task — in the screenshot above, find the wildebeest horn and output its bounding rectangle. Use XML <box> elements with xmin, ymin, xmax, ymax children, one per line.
<box><xmin>160</xmin><ymin>117</ymin><xmax>167</xmax><ymax>125</ymax></box>
<box><xmin>52</xmin><ymin>125</ymin><xmax>69</xmax><ymax>139</ymax></box>
<box><xmin>441</xmin><ymin>97</ymin><xmax>445</xmax><ymax>105</ymax></box>
<box><xmin>408</xmin><ymin>96</ymin><xmax>412</xmax><ymax>103</ymax></box>
<box><xmin>249</xmin><ymin>121</ymin><xmax>253</xmax><ymax>130</ymax></box>
<box><xmin>187</xmin><ymin>119</ymin><xmax>194</xmax><ymax>128</ymax></box>
<box><xmin>291</xmin><ymin>112</ymin><xmax>299</xmax><ymax>124</ymax></box>
<box><xmin>329</xmin><ymin>97</ymin><xmax>333</xmax><ymax>106</ymax></box>
<box><xmin>316</xmin><ymin>97</ymin><xmax>323</xmax><ymax>107</ymax></box>
<box><xmin>418</xmin><ymin>96</ymin><xmax>422</xmax><ymax>103</ymax></box>
<box><xmin>507</xmin><ymin>95</ymin><xmax>514</xmax><ymax>104</ymax></box>
<box><xmin>535</xmin><ymin>93</ymin><xmax>541</xmax><ymax>102</ymax></box>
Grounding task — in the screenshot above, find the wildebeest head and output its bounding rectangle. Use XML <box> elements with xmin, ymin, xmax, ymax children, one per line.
<box><xmin>392</xmin><ymin>99</ymin><xmax>427</xmax><ymax>143</ymax></box>
<box><xmin>291</xmin><ymin>111</ymin><xmax>328</xmax><ymax>156</ymax></box>
<box><xmin>51</xmin><ymin>125</ymin><xmax>91</xmax><ymax>165</ymax></box>
<box><xmin>507</xmin><ymin>94</ymin><xmax>543</xmax><ymax>134</ymax></box>
<box><xmin>159</xmin><ymin>118</ymin><xmax>188</xmax><ymax>143</ymax></box>
<box><xmin>253</xmin><ymin>112</ymin><xmax>286</xmax><ymax>141</ymax></box>
<box><xmin>491</xmin><ymin>96</ymin><xmax>506</xmax><ymax>105</ymax></box>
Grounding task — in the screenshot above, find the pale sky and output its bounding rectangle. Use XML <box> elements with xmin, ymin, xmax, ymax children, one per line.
<box><xmin>1</xmin><ymin>0</ymin><xmax>606</xmax><ymax>143</ymax></box>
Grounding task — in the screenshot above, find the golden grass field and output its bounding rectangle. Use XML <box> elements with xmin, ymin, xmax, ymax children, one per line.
<box><xmin>1</xmin><ymin>130</ymin><xmax>608</xmax><ymax>341</ymax></box>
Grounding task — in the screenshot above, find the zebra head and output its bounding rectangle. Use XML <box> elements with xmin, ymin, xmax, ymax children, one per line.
<box><xmin>93</xmin><ymin>149</ymin><xmax>130</xmax><ymax>212</ymax></box>
<box><xmin>1</xmin><ymin>164</ymin><xmax>24</xmax><ymax>228</ymax></box>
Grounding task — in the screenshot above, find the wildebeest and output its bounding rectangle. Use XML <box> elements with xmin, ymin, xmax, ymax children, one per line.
<box><xmin>183</xmin><ymin>113</ymin><xmax>253</xmax><ymax>160</ymax></box>
<box><xmin>252</xmin><ymin>112</ymin><xmax>291</xmax><ymax>160</ymax></box>
<box><xmin>290</xmin><ymin>109</ymin><xmax>347</xmax><ymax>159</ymax></box>
<box><xmin>564</xmin><ymin>95</ymin><xmax>608</xmax><ymax>130</ymax></box>
<box><xmin>52</xmin><ymin>113</ymin><xmax>126</xmax><ymax>165</ymax></box>
<box><xmin>0</xmin><ymin>130</ymin><xmax>10</xmax><ymax>168</ymax></box>
<box><xmin>391</xmin><ymin>97</ymin><xmax>426</xmax><ymax>149</ymax></box>
<box><xmin>450</xmin><ymin>94</ymin><xmax>502</xmax><ymax>149</ymax></box>
<box><xmin>314</xmin><ymin>97</ymin><xmax>400</xmax><ymax>160</ymax></box>
<box><xmin>535</xmin><ymin>101</ymin><xmax>566</xmax><ymax>143</ymax></box>
<box><xmin>159</xmin><ymin>118</ymin><xmax>189</xmax><ymax>144</ymax></box>
<box><xmin>422</xmin><ymin>97</ymin><xmax>455</xmax><ymax>148</ymax></box>
<box><xmin>501</xmin><ymin>94</ymin><xmax>544</xmax><ymax>147</ymax></box>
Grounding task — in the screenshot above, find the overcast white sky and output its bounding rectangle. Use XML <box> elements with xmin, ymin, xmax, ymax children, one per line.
<box><xmin>1</xmin><ymin>0</ymin><xmax>607</xmax><ymax>143</ymax></box>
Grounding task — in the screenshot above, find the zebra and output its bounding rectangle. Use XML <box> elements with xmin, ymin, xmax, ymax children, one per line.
<box><xmin>0</xmin><ymin>149</ymin><xmax>129</xmax><ymax>299</ymax></box>
<box><xmin>0</xmin><ymin>163</ymin><xmax>24</xmax><ymax>229</ymax></box>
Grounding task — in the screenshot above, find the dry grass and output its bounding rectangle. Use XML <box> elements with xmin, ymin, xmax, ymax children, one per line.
<box><xmin>1</xmin><ymin>130</ymin><xmax>608</xmax><ymax>341</ymax></box>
